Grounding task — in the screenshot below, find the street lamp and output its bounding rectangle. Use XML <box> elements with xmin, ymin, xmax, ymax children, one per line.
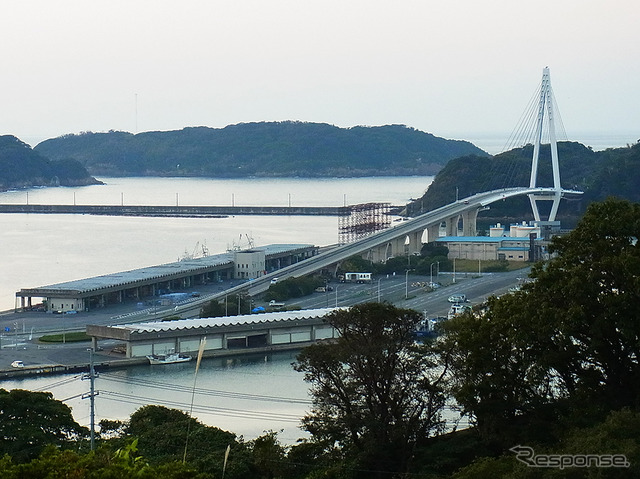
<box><xmin>453</xmin><ymin>257</ymin><xmax>457</xmax><ymax>283</ymax></box>
<box><xmin>430</xmin><ymin>262</ymin><xmax>436</xmax><ymax>286</ymax></box>
<box><xmin>405</xmin><ymin>270</ymin><xmax>410</xmax><ymax>299</ymax></box>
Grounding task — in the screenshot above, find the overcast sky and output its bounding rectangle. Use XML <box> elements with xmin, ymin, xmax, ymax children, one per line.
<box><xmin>2</xmin><ymin>0</ymin><xmax>638</xmax><ymax>151</ymax></box>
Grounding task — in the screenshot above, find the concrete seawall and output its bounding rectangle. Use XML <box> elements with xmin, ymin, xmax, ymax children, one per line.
<box><xmin>0</xmin><ymin>204</ymin><xmax>351</xmax><ymax>217</ymax></box>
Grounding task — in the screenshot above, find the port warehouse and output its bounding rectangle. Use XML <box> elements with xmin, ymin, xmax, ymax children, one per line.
<box><xmin>86</xmin><ymin>308</ymin><xmax>341</xmax><ymax>359</ymax></box>
<box><xmin>15</xmin><ymin>244</ymin><xmax>318</xmax><ymax>313</ymax></box>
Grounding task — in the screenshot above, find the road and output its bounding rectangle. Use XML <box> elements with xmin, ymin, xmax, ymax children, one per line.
<box><xmin>257</xmin><ymin>268</ymin><xmax>530</xmax><ymax>319</ymax></box>
<box><xmin>0</xmin><ymin>268</ymin><xmax>529</xmax><ymax>371</ymax></box>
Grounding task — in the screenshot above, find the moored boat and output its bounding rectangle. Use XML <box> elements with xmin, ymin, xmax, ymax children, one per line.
<box><xmin>146</xmin><ymin>352</ymin><xmax>192</xmax><ymax>365</ymax></box>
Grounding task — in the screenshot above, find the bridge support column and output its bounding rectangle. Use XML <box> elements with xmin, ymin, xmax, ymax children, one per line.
<box><xmin>461</xmin><ymin>209</ymin><xmax>478</xmax><ymax>236</ymax></box>
<box><xmin>425</xmin><ymin>224</ymin><xmax>440</xmax><ymax>243</ymax></box>
<box><xmin>446</xmin><ymin>216</ymin><xmax>460</xmax><ymax>236</ymax></box>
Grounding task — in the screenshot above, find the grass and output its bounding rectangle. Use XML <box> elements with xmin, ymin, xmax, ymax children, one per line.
<box><xmin>39</xmin><ymin>332</ymin><xmax>91</xmax><ymax>343</ymax></box>
<box><xmin>449</xmin><ymin>259</ymin><xmax>530</xmax><ymax>273</ymax></box>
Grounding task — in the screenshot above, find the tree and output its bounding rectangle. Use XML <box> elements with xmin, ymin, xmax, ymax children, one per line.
<box><xmin>0</xmin><ymin>389</ymin><xmax>88</xmax><ymax>462</ymax></box>
<box><xmin>0</xmin><ymin>443</ymin><xmax>202</xmax><ymax>479</ymax></box>
<box><xmin>440</xmin><ymin>294</ymin><xmax>560</xmax><ymax>449</ymax></box>
<box><xmin>294</xmin><ymin>302</ymin><xmax>448</xmax><ymax>478</ymax></box>
<box><xmin>125</xmin><ymin>405</ymin><xmax>251</xmax><ymax>477</ymax></box>
<box><xmin>441</xmin><ymin>198</ymin><xmax>640</xmax><ymax>448</ymax></box>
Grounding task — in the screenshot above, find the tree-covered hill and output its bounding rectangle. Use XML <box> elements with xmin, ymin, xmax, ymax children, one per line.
<box><xmin>34</xmin><ymin>122</ymin><xmax>488</xmax><ymax>177</ymax></box>
<box><xmin>405</xmin><ymin>140</ymin><xmax>640</xmax><ymax>226</ymax></box>
<box><xmin>0</xmin><ymin>135</ymin><xmax>102</xmax><ymax>191</ymax></box>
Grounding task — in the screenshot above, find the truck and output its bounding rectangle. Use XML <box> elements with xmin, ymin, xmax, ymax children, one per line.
<box><xmin>342</xmin><ymin>272</ymin><xmax>372</xmax><ymax>284</ymax></box>
<box><xmin>448</xmin><ymin>304</ymin><xmax>471</xmax><ymax>319</ymax></box>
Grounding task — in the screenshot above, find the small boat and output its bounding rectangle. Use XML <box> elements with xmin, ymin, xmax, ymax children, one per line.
<box><xmin>146</xmin><ymin>352</ymin><xmax>192</xmax><ymax>365</ymax></box>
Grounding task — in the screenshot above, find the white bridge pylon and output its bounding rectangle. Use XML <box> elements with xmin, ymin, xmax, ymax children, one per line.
<box><xmin>529</xmin><ymin>66</ymin><xmax>563</xmax><ymax>222</ymax></box>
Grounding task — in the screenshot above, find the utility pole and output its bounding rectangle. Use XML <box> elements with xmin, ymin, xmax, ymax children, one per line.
<box><xmin>82</xmin><ymin>348</ymin><xmax>98</xmax><ymax>451</ymax></box>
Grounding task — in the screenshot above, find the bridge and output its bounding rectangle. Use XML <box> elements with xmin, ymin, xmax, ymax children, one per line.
<box><xmin>172</xmin><ymin>67</ymin><xmax>583</xmax><ymax>315</ymax></box>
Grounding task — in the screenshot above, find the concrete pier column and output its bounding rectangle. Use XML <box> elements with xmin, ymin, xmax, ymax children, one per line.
<box><xmin>446</xmin><ymin>216</ymin><xmax>460</xmax><ymax>236</ymax></box>
<box><xmin>461</xmin><ymin>209</ymin><xmax>479</xmax><ymax>236</ymax></box>
<box><xmin>425</xmin><ymin>224</ymin><xmax>440</xmax><ymax>243</ymax></box>
<box><xmin>405</xmin><ymin>231</ymin><xmax>422</xmax><ymax>255</ymax></box>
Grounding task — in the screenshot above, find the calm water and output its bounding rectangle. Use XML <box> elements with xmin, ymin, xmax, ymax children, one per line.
<box><xmin>0</xmin><ymin>176</ymin><xmax>433</xmax><ymax>312</ymax></box>
<box><xmin>0</xmin><ymin>176</ymin><xmax>433</xmax><ymax>443</ymax></box>
<box><xmin>1</xmin><ymin>350</ymin><xmax>311</xmax><ymax>444</ymax></box>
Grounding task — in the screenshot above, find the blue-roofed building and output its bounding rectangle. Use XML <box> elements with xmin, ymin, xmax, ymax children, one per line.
<box><xmin>435</xmin><ymin>221</ymin><xmax>546</xmax><ymax>261</ymax></box>
<box><xmin>435</xmin><ymin>236</ymin><xmax>535</xmax><ymax>261</ymax></box>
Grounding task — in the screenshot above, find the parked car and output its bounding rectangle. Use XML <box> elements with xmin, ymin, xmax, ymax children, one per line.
<box><xmin>11</xmin><ymin>360</ymin><xmax>24</xmax><ymax>368</ymax></box>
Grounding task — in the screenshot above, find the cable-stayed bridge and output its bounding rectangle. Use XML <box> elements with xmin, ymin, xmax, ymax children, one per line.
<box><xmin>191</xmin><ymin>67</ymin><xmax>584</xmax><ymax>302</ymax></box>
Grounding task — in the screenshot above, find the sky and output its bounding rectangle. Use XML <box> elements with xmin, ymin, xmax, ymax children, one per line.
<box><xmin>2</xmin><ymin>0</ymin><xmax>639</xmax><ymax>152</ymax></box>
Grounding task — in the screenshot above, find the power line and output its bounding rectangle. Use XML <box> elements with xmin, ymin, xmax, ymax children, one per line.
<box><xmin>98</xmin><ymin>390</ymin><xmax>302</xmax><ymax>423</ymax></box>
<box><xmin>98</xmin><ymin>372</ymin><xmax>312</xmax><ymax>405</ymax></box>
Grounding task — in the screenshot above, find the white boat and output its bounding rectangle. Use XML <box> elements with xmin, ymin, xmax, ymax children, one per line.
<box><xmin>146</xmin><ymin>352</ymin><xmax>192</xmax><ymax>365</ymax></box>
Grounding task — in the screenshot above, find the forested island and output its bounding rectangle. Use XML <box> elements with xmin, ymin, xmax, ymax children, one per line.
<box><xmin>406</xmin><ymin>140</ymin><xmax>640</xmax><ymax>227</ymax></box>
<box><xmin>3</xmin><ymin>122</ymin><xmax>639</xmax><ymax>227</ymax></box>
<box><xmin>33</xmin><ymin>122</ymin><xmax>487</xmax><ymax>177</ymax></box>
<box><xmin>0</xmin><ymin>135</ymin><xmax>102</xmax><ymax>191</ymax></box>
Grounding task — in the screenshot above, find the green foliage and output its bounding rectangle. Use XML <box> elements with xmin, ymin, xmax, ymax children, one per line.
<box><xmin>38</xmin><ymin>331</ymin><xmax>91</xmax><ymax>343</ymax></box>
<box><xmin>126</xmin><ymin>405</ymin><xmax>241</xmax><ymax>473</ymax></box>
<box><xmin>264</xmin><ymin>276</ymin><xmax>324</xmax><ymax>301</ymax></box>
<box><xmin>337</xmin><ymin>255</ymin><xmax>374</xmax><ymax>274</ymax></box>
<box><xmin>295</xmin><ymin>303</ymin><xmax>448</xmax><ymax>477</ymax></box>
<box><xmin>200</xmin><ymin>295</ymin><xmax>252</xmax><ymax>317</ymax></box>
<box><xmin>34</xmin><ymin>122</ymin><xmax>487</xmax><ymax>177</ymax></box>
<box><xmin>0</xmin><ymin>135</ymin><xmax>100</xmax><ymax>190</ymax></box>
<box><xmin>406</xmin><ymin>141</ymin><xmax>640</xmax><ymax>223</ymax></box>
<box><xmin>441</xmin><ymin>198</ymin><xmax>640</xmax><ymax>451</ymax></box>
<box><xmin>0</xmin><ymin>443</ymin><xmax>201</xmax><ymax>478</ymax></box>
<box><xmin>249</xmin><ymin>430</ymin><xmax>289</xmax><ymax>478</ymax></box>
<box><xmin>480</xmin><ymin>259</ymin><xmax>510</xmax><ymax>272</ymax></box>
<box><xmin>0</xmin><ymin>389</ymin><xmax>88</xmax><ymax>462</ymax></box>
<box><xmin>200</xmin><ymin>299</ymin><xmax>227</xmax><ymax>318</ymax></box>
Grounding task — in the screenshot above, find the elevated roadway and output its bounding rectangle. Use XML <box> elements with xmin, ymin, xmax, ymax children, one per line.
<box><xmin>174</xmin><ymin>186</ymin><xmax>580</xmax><ymax>316</ymax></box>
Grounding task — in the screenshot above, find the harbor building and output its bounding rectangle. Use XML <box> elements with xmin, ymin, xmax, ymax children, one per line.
<box><xmin>435</xmin><ymin>221</ymin><xmax>554</xmax><ymax>262</ymax></box>
<box><xmin>86</xmin><ymin>308</ymin><xmax>341</xmax><ymax>359</ymax></box>
<box><xmin>15</xmin><ymin>244</ymin><xmax>317</xmax><ymax>313</ymax></box>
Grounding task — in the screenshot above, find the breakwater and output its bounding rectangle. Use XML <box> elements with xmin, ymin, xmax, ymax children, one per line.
<box><xmin>0</xmin><ymin>204</ymin><xmax>352</xmax><ymax>217</ymax></box>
